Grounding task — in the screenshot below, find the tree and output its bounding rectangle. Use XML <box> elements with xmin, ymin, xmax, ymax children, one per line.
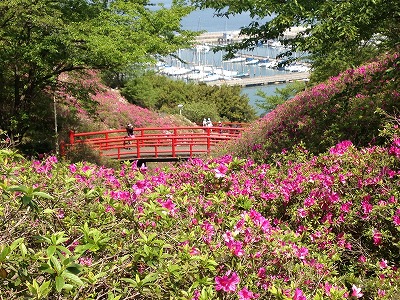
<box><xmin>255</xmin><ymin>81</ymin><xmax>306</xmax><ymax>115</ymax></box>
<box><xmin>0</xmin><ymin>0</ymin><xmax>196</xmax><ymax>146</ymax></box>
<box><xmin>121</xmin><ymin>72</ymin><xmax>257</xmax><ymax>123</ymax></box>
<box><xmin>191</xmin><ymin>0</ymin><xmax>400</xmax><ymax>82</ymax></box>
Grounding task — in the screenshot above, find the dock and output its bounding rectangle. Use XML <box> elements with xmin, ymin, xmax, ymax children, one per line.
<box><xmin>206</xmin><ymin>72</ymin><xmax>310</xmax><ymax>87</ymax></box>
<box><xmin>195</xmin><ymin>27</ymin><xmax>308</xmax><ymax>45</ymax></box>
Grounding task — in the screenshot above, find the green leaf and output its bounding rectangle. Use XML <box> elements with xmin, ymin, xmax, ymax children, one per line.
<box><xmin>138</xmin><ymin>230</ymin><xmax>147</xmax><ymax>242</ymax></box>
<box><xmin>66</xmin><ymin>265</ymin><xmax>82</xmax><ymax>275</ymax></box>
<box><xmin>39</xmin><ymin>280</ymin><xmax>51</xmax><ymax>295</ymax></box>
<box><xmin>55</xmin><ymin>236</ymin><xmax>69</xmax><ymax>245</ymax></box>
<box><xmin>9</xmin><ymin>185</ymin><xmax>28</xmax><ymax>193</ymax></box>
<box><xmin>121</xmin><ymin>277</ymin><xmax>137</xmax><ymax>287</ymax></box>
<box><xmin>143</xmin><ymin>245</ymin><xmax>151</xmax><ymax>256</ymax></box>
<box><xmin>0</xmin><ymin>246</ymin><xmax>11</xmax><ymax>261</ymax></box>
<box><xmin>55</xmin><ymin>275</ymin><xmax>65</xmax><ymax>293</ymax></box>
<box><xmin>47</xmin><ymin>245</ymin><xmax>57</xmax><ymax>257</ymax></box>
<box><xmin>56</xmin><ymin>245</ymin><xmax>72</xmax><ymax>256</ymax></box>
<box><xmin>141</xmin><ymin>273</ymin><xmax>158</xmax><ymax>284</ymax></box>
<box><xmin>33</xmin><ymin>191</ymin><xmax>54</xmax><ymax>200</ymax></box>
<box><xmin>62</xmin><ymin>271</ymin><xmax>84</xmax><ymax>286</ymax></box>
<box><xmin>63</xmin><ymin>284</ymin><xmax>74</xmax><ymax>292</ymax></box>
<box><xmin>50</xmin><ymin>256</ymin><xmax>62</xmax><ymax>274</ymax></box>
<box><xmin>10</xmin><ymin>237</ymin><xmax>24</xmax><ymax>251</ymax></box>
<box><xmin>39</xmin><ymin>263</ymin><xmax>56</xmax><ymax>274</ymax></box>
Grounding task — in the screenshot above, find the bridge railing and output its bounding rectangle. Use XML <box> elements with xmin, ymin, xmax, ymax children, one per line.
<box><xmin>63</xmin><ymin>126</ymin><xmax>244</xmax><ymax>160</ymax></box>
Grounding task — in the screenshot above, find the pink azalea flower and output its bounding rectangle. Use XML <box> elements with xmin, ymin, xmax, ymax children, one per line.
<box><xmin>215</xmin><ymin>271</ymin><xmax>240</xmax><ymax>292</ymax></box>
<box><xmin>372</xmin><ymin>229</ymin><xmax>382</xmax><ymax>245</ymax></box>
<box><xmin>69</xmin><ymin>164</ymin><xmax>77</xmax><ymax>173</ymax></box>
<box><xmin>351</xmin><ymin>285</ymin><xmax>363</xmax><ymax>298</ymax></box>
<box><xmin>238</xmin><ymin>287</ymin><xmax>259</xmax><ymax>300</ymax></box>
<box><xmin>379</xmin><ymin>259</ymin><xmax>388</xmax><ymax>269</ymax></box>
<box><xmin>393</xmin><ymin>215</ymin><xmax>400</xmax><ymax>226</ymax></box>
<box><xmin>226</xmin><ymin>240</ymin><xmax>245</xmax><ymax>257</ymax></box>
<box><xmin>105</xmin><ymin>205</ymin><xmax>115</xmax><ymax>214</ymax></box>
<box><xmin>341</xmin><ymin>201</ymin><xmax>352</xmax><ymax>213</ymax></box>
<box><xmin>298</xmin><ymin>208</ymin><xmax>307</xmax><ymax>218</ymax></box>
<box><xmin>214</xmin><ymin>163</ymin><xmax>229</xmax><ymax>178</ymax></box>
<box><xmin>361</xmin><ymin>197</ymin><xmax>373</xmax><ymax>216</ymax></box>
<box><xmin>295</xmin><ymin>246</ymin><xmax>309</xmax><ymax>260</ymax></box>
<box><xmin>329</xmin><ymin>140</ymin><xmax>353</xmax><ymax>155</ymax></box>
<box><xmin>324</xmin><ymin>282</ymin><xmax>332</xmax><ymax>296</ymax></box>
<box><xmin>257</xmin><ymin>267</ymin><xmax>266</xmax><ymax>279</ymax></box>
<box><xmin>189</xmin><ymin>247</ymin><xmax>200</xmax><ymax>256</ymax></box>
<box><xmin>293</xmin><ymin>288</ymin><xmax>307</xmax><ymax>300</ymax></box>
<box><xmin>191</xmin><ymin>290</ymin><xmax>200</xmax><ymax>300</ymax></box>
<box><xmin>78</xmin><ymin>256</ymin><xmax>92</xmax><ymax>267</ymax></box>
<box><xmin>377</xmin><ymin>289</ymin><xmax>386</xmax><ymax>297</ymax></box>
<box><xmin>56</xmin><ymin>209</ymin><xmax>65</xmax><ymax>219</ymax></box>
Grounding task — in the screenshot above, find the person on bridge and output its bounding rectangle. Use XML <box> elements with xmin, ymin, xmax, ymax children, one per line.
<box><xmin>125</xmin><ymin>124</ymin><xmax>135</xmax><ymax>149</ymax></box>
<box><xmin>217</xmin><ymin>121</ymin><xmax>223</xmax><ymax>133</ymax></box>
<box><xmin>126</xmin><ymin>124</ymin><xmax>135</xmax><ymax>137</ymax></box>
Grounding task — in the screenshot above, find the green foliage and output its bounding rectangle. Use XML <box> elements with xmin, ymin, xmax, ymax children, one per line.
<box><xmin>0</xmin><ymin>0</ymin><xmax>196</xmax><ymax>146</ymax></box>
<box><xmin>256</xmin><ymin>81</ymin><xmax>307</xmax><ymax>114</ymax></box>
<box><xmin>180</xmin><ymin>102</ymin><xmax>220</xmax><ymax>125</ymax></box>
<box><xmin>219</xmin><ymin>52</ymin><xmax>400</xmax><ymax>163</ymax></box>
<box><xmin>121</xmin><ymin>72</ymin><xmax>257</xmax><ymax>123</ymax></box>
<box><xmin>64</xmin><ymin>143</ymin><xmax>120</xmax><ymax>169</ymax></box>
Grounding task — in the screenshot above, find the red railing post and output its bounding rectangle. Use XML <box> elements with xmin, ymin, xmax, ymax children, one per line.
<box><xmin>172</xmin><ymin>128</ymin><xmax>177</xmax><ymax>157</ymax></box>
<box><xmin>206</xmin><ymin>127</ymin><xmax>211</xmax><ymax>153</ymax></box>
<box><xmin>136</xmin><ymin>139</ymin><xmax>141</xmax><ymax>158</ymax></box>
<box><xmin>69</xmin><ymin>130</ymin><xmax>75</xmax><ymax>144</ymax></box>
<box><xmin>190</xmin><ymin>144</ymin><xmax>193</xmax><ymax>157</ymax></box>
<box><xmin>59</xmin><ymin>141</ymin><xmax>66</xmax><ymax>157</ymax></box>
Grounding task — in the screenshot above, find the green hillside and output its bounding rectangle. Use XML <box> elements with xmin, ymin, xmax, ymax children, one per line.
<box><xmin>218</xmin><ymin>52</ymin><xmax>400</xmax><ymax>163</ymax></box>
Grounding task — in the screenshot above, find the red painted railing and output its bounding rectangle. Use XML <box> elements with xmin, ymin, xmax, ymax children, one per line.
<box><xmin>63</xmin><ymin>126</ymin><xmax>244</xmax><ymax>160</ymax></box>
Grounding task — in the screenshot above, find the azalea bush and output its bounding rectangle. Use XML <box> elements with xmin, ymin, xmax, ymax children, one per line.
<box><xmin>58</xmin><ymin>70</ymin><xmax>193</xmax><ymax>133</ymax></box>
<box><xmin>0</xmin><ymin>126</ymin><xmax>399</xmax><ymax>299</ymax></box>
<box><xmin>220</xmin><ymin>52</ymin><xmax>400</xmax><ymax>163</ymax></box>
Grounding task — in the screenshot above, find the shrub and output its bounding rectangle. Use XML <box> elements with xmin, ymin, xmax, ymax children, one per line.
<box><xmin>219</xmin><ymin>52</ymin><xmax>400</xmax><ymax>163</ymax></box>
<box><xmin>0</xmin><ymin>129</ymin><xmax>398</xmax><ymax>299</ymax></box>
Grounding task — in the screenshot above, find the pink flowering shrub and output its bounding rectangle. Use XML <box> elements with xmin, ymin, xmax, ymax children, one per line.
<box><xmin>0</xmin><ymin>128</ymin><xmax>399</xmax><ymax>299</ymax></box>
<box><xmin>57</xmin><ymin>70</ymin><xmax>193</xmax><ymax>134</ymax></box>
<box><xmin>220</xmin><ymin>52</ymin><xmax>400</xmax><ymax>163</ymax></box>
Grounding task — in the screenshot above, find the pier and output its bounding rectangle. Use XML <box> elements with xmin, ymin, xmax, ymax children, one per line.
<box><xmin>195</xmin><ymin>27</ymin><xmax>307</xmax><ymax>45</ymax></box>
<box><xmin>206</xmin><ymin>72</ymin><xmax>310</xmax><ymax>87</ymax></box>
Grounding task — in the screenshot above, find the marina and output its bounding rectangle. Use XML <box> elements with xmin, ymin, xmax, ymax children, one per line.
<box><xmin>156</xmin><ymin>40</ymin><xmax>310</xmax><ymax>87</ymax></box>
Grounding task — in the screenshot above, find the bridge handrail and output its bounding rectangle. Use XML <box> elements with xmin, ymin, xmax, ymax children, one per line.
<box><xmin>64</xmin><ymin>126</ymin><xmax>245</xmax><ymax>160</ymax></box>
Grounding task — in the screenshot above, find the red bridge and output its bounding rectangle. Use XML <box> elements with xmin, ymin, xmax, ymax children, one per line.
<box><xmin>63</xmin><ymin>124</ymin><xmax>245</xmax><ymax>163</ymax></box>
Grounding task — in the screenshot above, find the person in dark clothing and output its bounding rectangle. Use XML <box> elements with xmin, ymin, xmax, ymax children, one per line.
<box><xmin>126</xmin><ymin>124</ymin><xmax>134</xmax><ymax>137</ymax></box>
<box><xmin>125</xmin><ymin>124</ymin><xmax>135</xmax><ymax>149</ymax></box>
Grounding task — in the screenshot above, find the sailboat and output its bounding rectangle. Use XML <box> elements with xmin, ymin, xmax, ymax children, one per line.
<box><xmin>244</xmin><ymin>57</ymin><xmax>259</xmax><ymax>65</ymax></box>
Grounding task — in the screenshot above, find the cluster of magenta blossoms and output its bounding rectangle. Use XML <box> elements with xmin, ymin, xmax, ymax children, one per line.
<box><xmin>223</xmin><ymin>52</ymin><xmax>400</xmax><ymax>162</ymax></box>
<box><xmin>1</xmin><ymin>133</ymin><xmax>399</xmax><ymax>299</ymax></box>
<box><xmin>56</xmin><ymin>70</ymin><xmax>188</xmax><ymax>132</ymax></box>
